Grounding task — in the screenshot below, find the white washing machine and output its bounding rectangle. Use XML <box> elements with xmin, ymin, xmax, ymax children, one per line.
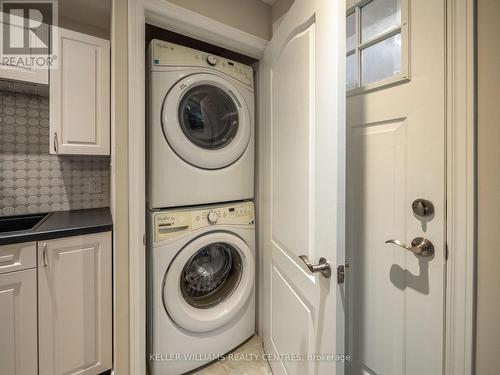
<box><xmin>147</xmin><ymin>201</ymin><xmax>256</xmax><ymax>375</ymax></box>
<box><xmin>147</xmin><ymin>40</ymin><xmax>255</xmax><ymax>209</ymax></box>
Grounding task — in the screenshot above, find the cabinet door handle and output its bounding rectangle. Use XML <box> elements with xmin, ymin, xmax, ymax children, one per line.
<box><xmin>42</xmin><ymin>243</ymin><xmax>48</xmax><ymax>267</ymax></box>
<box><xmin>53</xmin><ymin>132</ymin><xmax>58</xmax><ymax>153</ymax></box>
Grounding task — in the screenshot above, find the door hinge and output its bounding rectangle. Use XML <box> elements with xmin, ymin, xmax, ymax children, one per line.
<box><xmin>337</xmin><ymin>265</ymin><xmax>346</xmax><ymax>284</ymax></box>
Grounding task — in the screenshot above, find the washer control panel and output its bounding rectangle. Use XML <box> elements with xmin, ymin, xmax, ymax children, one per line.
<box><xmin>154</xmin><ymin>202</ymin><xmax>254</xmax><ymax>243</ymax></box>
<box><xmin>149</xmin><ymin>39</ymin><xmax>253</xmax><ymax>89</ymax></box>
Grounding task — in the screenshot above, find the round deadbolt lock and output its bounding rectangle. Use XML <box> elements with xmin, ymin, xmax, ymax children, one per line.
<box><xmin>412</xmin><ymin>199</ymin><xmax>434</xmax><ymax>218</ymax></box>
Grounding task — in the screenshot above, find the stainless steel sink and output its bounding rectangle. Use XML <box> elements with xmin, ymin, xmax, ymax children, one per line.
<box><xmin>0</xmin><ymin>213</ymin><xmax>48</xmax><ymax>233</ymax></box>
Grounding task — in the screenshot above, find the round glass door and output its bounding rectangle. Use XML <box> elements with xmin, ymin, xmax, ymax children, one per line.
<box><xmin>163</xmin><ymin>232</ymin><xmax>254</xmax><ymax>332</ymax></box>
<box><xmin>181</xmin><ymin>242</ymin><xmax>242</xmax><ymax>309</ymax></box>
<box><xmin>162</xmin><ymin>74</ymin><xmax>251</xmax><ymax>170</ymax></box>
<box><xmin>178</xmin><ymin>85</ymin><xmax>239</xmax><ymax>150</ymax></box>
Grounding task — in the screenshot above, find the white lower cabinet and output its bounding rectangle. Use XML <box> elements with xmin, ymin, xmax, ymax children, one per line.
<box><xmin>0</xmin><ymin>232</ymin><xmax>112</xmax><ymax>375</ymax></box>
<box><xmin>0</xmin><ymin>268</ymin><xmax>38</xmax><ymax>375</ymax></box>
<box><xmin>38</xmin><ymin>232</ymin><xmax>112</xmax><ymax>375</ymax></box>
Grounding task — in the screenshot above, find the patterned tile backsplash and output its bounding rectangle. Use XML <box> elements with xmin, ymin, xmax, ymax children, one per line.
<box><xmin>0</xmin><ymin>90</ymin><xmax>110</xmax><ymax>216</ymax></box>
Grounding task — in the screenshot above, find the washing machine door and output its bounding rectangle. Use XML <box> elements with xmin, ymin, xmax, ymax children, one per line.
<box><xmin>162</xmin><ymin>73</ymin><xmax>251</xmax><ymax>170</ymax></box>
<box><xmin>163</xmin><ymin>232</ymin><xmax>254</xmax><ymax>332</ymax></box>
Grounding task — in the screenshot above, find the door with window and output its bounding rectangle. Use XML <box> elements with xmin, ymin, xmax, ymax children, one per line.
<box><xmin>346</xmin><ymin>0</ymin><xmax>446</xmax><ymax>374</ymax></box>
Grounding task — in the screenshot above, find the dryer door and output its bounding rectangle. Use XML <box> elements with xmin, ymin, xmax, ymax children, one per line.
<box><xmin>162</xmin><ymin>73</ymin><xmax>251</xmax><ymax>170</ymax></box>
<box><xmin>163</xmin><ymin>232</ymin><xmax>254</xmax><ymax>332</ymax></box>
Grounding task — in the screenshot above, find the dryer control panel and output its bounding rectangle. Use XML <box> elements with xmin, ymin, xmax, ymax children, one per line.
<box><xmin>154</xmin><ymin>202</ymin><xmax>254</xmax><ymax>243</ymax></box>
<box><xmin>149</xmin><ymin>39</ymin><xmax>254</xmax><ymax>89</ymax></box>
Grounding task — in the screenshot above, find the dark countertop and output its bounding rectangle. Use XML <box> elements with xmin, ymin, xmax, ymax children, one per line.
<box><xmin>0</xmin><ymin>207</ymin><xmax>113</xmax><ymax>246</ymax></box>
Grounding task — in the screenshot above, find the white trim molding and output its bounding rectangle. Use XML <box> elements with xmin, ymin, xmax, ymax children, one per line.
<box><xmin>128</xmin><ymin>1</ymin><xmax>146</xmax><ymax>374</ymax></box>
<box><xmin>127</xmin><ymin>1</ymin><xmax>267</xmax><ymax>374</ymax></box>
<box><xmin>445</xmin><ymin>0</ymin><xmax>476</xmax><ymax>374</ymax></box>
<box><xmin>144</xmin><ymin>0</ymin><xmax>267</xmax><ymax>59</ymax></box>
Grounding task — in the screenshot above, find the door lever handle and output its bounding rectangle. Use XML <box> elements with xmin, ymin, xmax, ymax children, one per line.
<box><xmin>385</xmin><ymin>237</ymin><xmax>434</xmax><ymax>257</ymax></box>
<box><xmin>299</xmin><ymin>255</ymin><xmax>331</xmax><ymax>278</ymax></box>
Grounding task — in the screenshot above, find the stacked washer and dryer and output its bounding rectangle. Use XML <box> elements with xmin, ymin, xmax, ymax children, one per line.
<box><xmin>146</xmin><ymin>39</ymin><xmax>256</xmax><ymax>375</ymax></box>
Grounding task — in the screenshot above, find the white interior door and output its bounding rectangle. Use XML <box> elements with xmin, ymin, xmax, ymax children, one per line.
<box><xmin>346</xmin><ymin>0</ymin><xmax>446</xmax><ymax>374</ymax></box>
<box><xmin>260</xmin><ymin>0</ymin><xmax>346</xmax><ymax>374</ymax></box>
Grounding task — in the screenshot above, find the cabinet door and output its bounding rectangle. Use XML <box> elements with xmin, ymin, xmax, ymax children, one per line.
<box><xmin>0</xmin><ymin>269</ymin><xmax>37</xmax><ymax>375</ymax></box>
<box><xmin>38</xmin><ymin>232</ymin><xmax>112</xmax><ymax>375</ymax></box>
<box><xmin>49</xmin><ymin>27</ymin><xmax>110</xmax><ymax>155</ymax></box>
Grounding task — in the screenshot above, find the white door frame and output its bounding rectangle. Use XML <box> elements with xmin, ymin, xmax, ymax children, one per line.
<box><xmin>444</xmin><ymin>0</ymin><xmax>476</xmax><ymax>374</ymax></box>
<box><xmin>126</xmin><ymin>0</ymin><xmax>475</xmax><ymax>374</ymax></box>
<box><xmin>127</xmin><ymin>1</ymin><xmax>267</xmax><ymax>374</ymax></box>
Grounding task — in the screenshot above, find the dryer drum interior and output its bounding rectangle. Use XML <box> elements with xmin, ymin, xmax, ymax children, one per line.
<box><xmin>178</xmin><ymin>84</ymin><xmax>239</xmax><ymax>150</ymax></box>
<box><xmin>180</xmin><ymin>242</ymin><xmax>243</xmax><ymax>309</ymax></box>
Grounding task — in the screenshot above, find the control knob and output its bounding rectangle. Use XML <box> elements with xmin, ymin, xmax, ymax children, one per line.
<box><xmin>207</xmin><ymin>211</ymin><xmax>218</xmax><ymax>224</ymax></box>
<box><xmin>207</xmin><ymin>55</ymin><xmax>217</xmax><ymax>66</ymax></box>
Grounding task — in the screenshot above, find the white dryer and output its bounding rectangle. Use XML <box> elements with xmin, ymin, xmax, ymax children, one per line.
<box><xmin>147</xmin><ymin>201</ymin><xmax>255</xmax><ymax>375</ymax></box>
<box><xmin>147</xmin><ymin>40</ymin><xmax>255</xmax><ymax>209</ymax></box>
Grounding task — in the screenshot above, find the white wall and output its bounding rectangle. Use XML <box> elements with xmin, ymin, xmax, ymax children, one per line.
<box><xmin>271</xmin><ymin>0</ymin><xmax>294</xmax><ymax>23</ymax></box>
<box><xmin>476</xmin><ymin>1</ymin><xmax>500</xmax><ymax>374</ymax></box>
<box><xmin>166</xmin><ymin>0</ymin><xmax>272</xmax><ymax>40</ymax></box>
<box><xmin>59</xmin><ymin>0</ymin><xmax>111</xmax><ymax>39</ymax></box>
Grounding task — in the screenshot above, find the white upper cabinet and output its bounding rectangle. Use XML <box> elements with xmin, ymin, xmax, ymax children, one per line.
<box><xmin>0</xmin><ymin>12</ymin><xmax>49</xmax><ymax>85</ymax></box>
<box><xmin>50</xmin><ymin>27</ymin><xmax>110</xmax><ymax>155</ymax></box>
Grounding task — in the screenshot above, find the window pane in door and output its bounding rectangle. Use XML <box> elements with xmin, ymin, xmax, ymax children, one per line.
<box><xmin>346</xmin><ymin>12</ymin><xmax>356</xmax><ymax>52</ymax></box>
<box><xmin>361</xmin><ymin>33</ymin><xmax>401</xmax><ymax>85</ymax></box>
<box><xmin>361</xmin><ymin>0</ymin><xmax>401</xmax><ymax>42</ymax></box>
<box><xmin>346</xmin><ymin>53</ymin><xmax>357</xmax><ymax>90</ymax></box>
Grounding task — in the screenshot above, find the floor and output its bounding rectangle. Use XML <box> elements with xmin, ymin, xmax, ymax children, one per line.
<box><xmin>193</xmin><ymin>335</ymin><xmax>272</xmax><ymax>374</ymax></box>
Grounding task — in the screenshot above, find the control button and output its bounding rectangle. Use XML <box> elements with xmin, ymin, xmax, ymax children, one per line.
<box><xmin>207</xmin><ymin>211</ymin><xmax>218</xmax><ymax>224</ymax></box>
<box><xmin>207</xmin><ymin>55</ymin><xmax>217</xmax><ymax>66</ymax></box>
